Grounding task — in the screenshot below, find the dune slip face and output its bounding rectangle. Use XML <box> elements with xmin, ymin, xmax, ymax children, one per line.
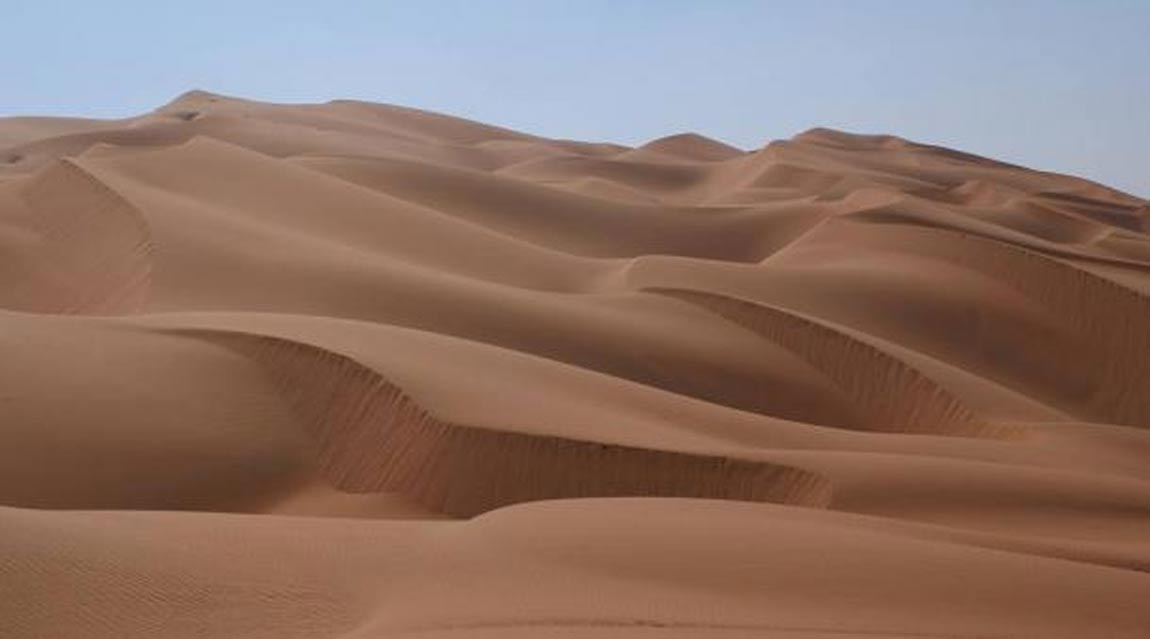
<box><xmin>1</xmin><ymin>91</ymin><xmax>1149</xmax><ymax>638</ymax></box>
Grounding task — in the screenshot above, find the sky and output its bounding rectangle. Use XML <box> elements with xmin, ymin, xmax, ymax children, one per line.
<box><xmin>3</xmin><ymin>0</ymin><xmax>1148</xmax><ymax>196</ymax></box>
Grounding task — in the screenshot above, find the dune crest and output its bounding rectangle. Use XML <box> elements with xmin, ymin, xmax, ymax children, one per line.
<box><xmin>0</xmin><ymin>159</ymin><xmax>151</xmax><ymax>313</ymax></box>
<box><xmin>2</xmin><ymin>93</ymin><xmax>1149</xmax><ymax>638</ymax></box>
<box><xmin>202</xmin><ymin>330</ymin><xmax>833</xmax><ymax>517</ymax></box>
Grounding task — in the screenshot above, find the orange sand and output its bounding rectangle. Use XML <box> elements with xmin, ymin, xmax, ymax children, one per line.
<box><xmin>1</xmin><ymin>91</ymin><xmax>1148</xmax><ymax>638</ymax></box>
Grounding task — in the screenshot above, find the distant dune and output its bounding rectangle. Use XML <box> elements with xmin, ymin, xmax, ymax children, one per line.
<box><xmin>2</xmin><ymin>91</ymin><xmax>1149</xmax><ymax>638</ymax></box>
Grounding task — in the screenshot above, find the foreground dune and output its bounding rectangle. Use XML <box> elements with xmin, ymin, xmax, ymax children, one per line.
<box><xmin>1</xmin><ymin>91</ymin><xmax>1148</xmax><ymax>638</ymax></box>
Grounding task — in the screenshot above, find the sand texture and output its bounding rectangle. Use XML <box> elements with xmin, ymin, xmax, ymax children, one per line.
<box><xmin>2</xmin><ymin>92</ymin><xmax>1149</xmax><ymax>638</ymax></box>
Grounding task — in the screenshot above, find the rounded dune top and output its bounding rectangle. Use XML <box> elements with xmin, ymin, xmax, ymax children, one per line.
<box><xmin>154</xmin><ymin>89</ymin><xmax>539</xmax><ymax>146</ymax></box>
<box><xmin>638</xmin><ymin>132</ymin><xmax>746</xmax><ymax>161</ymax></box>
<box><xmin>792</xmin><ymin>126</ymin><xmax>908</xmax><ymax>150</ymax></box>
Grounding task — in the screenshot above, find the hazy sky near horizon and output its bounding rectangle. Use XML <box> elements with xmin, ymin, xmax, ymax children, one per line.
<box><xmin>4</xmin><ymin>1</ymin><xmax>1148</xmax><ymax>195</ymax></box>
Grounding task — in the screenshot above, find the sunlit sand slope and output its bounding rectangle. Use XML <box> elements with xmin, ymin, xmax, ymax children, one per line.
<box><xmin>2</xmin><ymin>92</ymin><xmax>1148</xmax><ymax>638</ymax></box>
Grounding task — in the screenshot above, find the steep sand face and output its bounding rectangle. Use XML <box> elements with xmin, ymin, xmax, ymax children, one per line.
<box><xmin>1</xmin><ymin>91</ymin><xmax>1149</xmax><ymax>637</ymax></box>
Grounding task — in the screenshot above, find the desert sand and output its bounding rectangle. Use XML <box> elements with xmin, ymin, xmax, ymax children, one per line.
<box><xmin>1</xmin><ymin>91</ymin><xmax>1149</xmax><ymax>638</ymax></box>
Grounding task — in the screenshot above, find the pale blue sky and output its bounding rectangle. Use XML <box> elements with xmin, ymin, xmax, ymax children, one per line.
<box><xmin>4</xmin><ymin>1</ymin><xmax>1148</xmax><ymax>195</ymax></box>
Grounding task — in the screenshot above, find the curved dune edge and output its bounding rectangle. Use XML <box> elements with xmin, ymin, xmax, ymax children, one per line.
<box><xmin>649</xmin><ymin>288</ymin><xmax>1018</xmax><ymax>439</ymax></box>
<box><xmin>4</xmin><ymin>499</ymin><xmax>1149</xmax><ymax>639</ymax></box>
<box><xmin>836</xmin><ymin>219</ymin><xmax>1150</xmax><ymax>427</ymax></box>
<box><xmin>2</xmin><ymin>159</ymin><xmax>152</xmax><ymax>314</ymax></box>
<box><xmin>843</xmin><ymin>195</ymin><xmax>1150</xmax><ymax>270</ymax></box>
<box><xmin>186</xmin><ymin>330</ymin><xmax>833</xmax><ymax>517</ymax></box>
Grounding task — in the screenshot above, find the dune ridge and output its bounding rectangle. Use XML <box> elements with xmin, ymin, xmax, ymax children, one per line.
<box><xmin>830</xmin><ymin>220</ymin><xmax>1150</xmax><ymax>425</ymax></box>
<box><xmin>1</xmin><ymin>92</ymin><xmax>1149</xmax><ymax>638</ymax></box>
<box><xmin>204</xmin><ymin>330</ymin><xmax>833</xmax><ymax>517</ymax></box>
<box><xmin>650</xmin><ymin>288</ymin><xmax>1004</xmax><ymax>438</ymax></box>
<box><xmin>1</xmin><ymin>159</ymin><xmax>151</xmax><ymax>313</ymax></box>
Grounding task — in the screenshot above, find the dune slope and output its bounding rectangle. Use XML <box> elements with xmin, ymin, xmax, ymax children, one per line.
<box><xmin>1</xmin><ymin>92</ymin><xmax>1149</xmax><ymax>638</ymax></box>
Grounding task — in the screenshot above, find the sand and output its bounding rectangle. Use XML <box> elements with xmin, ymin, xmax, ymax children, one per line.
<box><xmin>1</xmin><ymin>90</ymin><xmax>1148</xmax><ymax>638</ymax></box>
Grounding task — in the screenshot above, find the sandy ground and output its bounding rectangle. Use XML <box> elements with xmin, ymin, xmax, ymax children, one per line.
<box><xmin>1</xmin><ymin>91</ymin><xmax>1149</xmax><ymax>638</ymax></box>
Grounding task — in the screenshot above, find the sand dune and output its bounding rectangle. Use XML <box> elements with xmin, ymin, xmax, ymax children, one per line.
<box><xmin>1</xmin><ymin>91</ymin><xmax>1149</xmax><ymax>638</ymax></box>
